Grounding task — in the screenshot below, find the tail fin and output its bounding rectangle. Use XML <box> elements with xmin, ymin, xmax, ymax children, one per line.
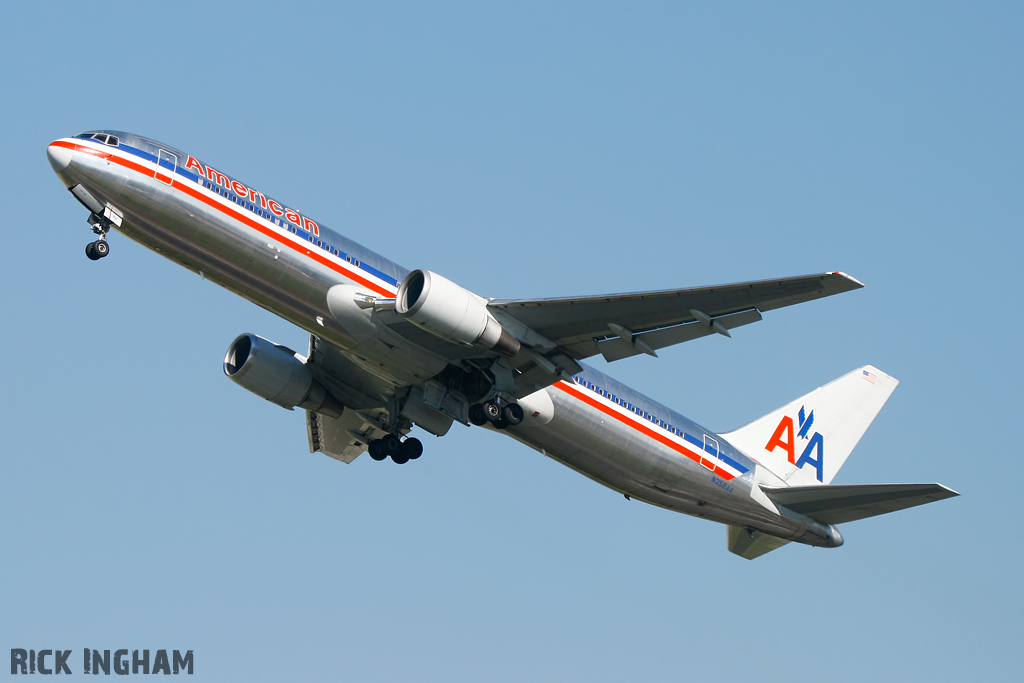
<box><xmin>721</xmin><ymin>365</ymin><xmax>898</xmax><ymax>486</ymax></box>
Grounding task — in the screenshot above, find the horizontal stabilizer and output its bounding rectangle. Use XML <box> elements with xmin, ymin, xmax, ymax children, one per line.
<box><xmin>727</xmin><ymin>525</ymin><xmax>792</xmax><ymax>560</ymax></box>
<box><xmin>762</xmin><ymin>483</ymin><xmax>959</xmax><ymax>525</ymax></box>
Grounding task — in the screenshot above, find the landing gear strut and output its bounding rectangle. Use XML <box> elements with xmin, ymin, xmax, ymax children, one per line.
<box><xmin>368</xmin><ymin>435</ymin><xmax>423</xmax><ymax>464</ymax></box>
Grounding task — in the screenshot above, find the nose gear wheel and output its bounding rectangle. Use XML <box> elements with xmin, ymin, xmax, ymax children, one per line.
<box><xmin>86</xmin><ymin>240</ymin><xmax>110</xmax><ymax>260</ymax></box>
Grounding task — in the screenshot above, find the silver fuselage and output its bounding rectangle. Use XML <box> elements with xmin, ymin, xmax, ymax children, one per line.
<box><xmin>47</xmin><ymin>130</ymin><xmax>840</xmax><ymax>549</ymax></box>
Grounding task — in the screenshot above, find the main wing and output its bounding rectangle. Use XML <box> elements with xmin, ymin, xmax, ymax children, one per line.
<box><xmin>490</xmin><ymin>272</ymin><xmax>863</xmax><ymax>362</ymax></box>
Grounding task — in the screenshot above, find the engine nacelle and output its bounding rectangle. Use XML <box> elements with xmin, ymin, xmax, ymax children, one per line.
<box><xmin>395</xmin><ymin>270</ymin><xmax>521</xmax><ymax>358</ymax></box>
<box><xmin>223</xmin><ymin>333</ymin><xmax>342</xmax><ymax>418</ymax></box>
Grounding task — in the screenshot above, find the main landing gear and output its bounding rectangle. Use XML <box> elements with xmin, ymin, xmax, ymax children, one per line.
<box><xmin>469</xmin><ymin>399</ymin><xmax>524</xmax><ymax>430</ymax></box>
<box><xmin>368</xmin><ymin>434</ymin><xmax>423</xmax><ymax>465</ymax></box>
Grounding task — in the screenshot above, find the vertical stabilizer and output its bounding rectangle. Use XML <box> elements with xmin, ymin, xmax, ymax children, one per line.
<box><xmin>721</xmin><ymin>366</ymin><xmax>898</xmax><ymax>486</ymax></box>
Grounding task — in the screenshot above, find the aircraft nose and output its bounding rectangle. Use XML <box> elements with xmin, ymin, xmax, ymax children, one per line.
<box><xmin>47</xmin><ymin>141</ymin><xmax>73</xmax><ymax>174</ymax></box>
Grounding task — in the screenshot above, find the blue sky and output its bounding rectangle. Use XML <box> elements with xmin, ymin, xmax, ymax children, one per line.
<box><xmin>2</xmin><ymin>2</ymin><xmax>1021</xmax><ymax>680</ymax></box>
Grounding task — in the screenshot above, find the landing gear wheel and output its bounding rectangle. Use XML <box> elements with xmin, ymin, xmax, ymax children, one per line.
<box><xmin>93</xmin><ymin>240</ymin><xmax>109</xmax><ymax>258</ymax></box>
<box><xmin>502</xmin><ymin>403</ymin><xmax>524</xmax><ymax>426</ymax></box>
<box><xmin>399</xmin><ymin>437</ymin><xmax>423</xmax><ymax>460</ymax></box>
<box><xmin>391</xmin><ymin>451</ymin><xmax>410</xmax><ymax>465</ymax></box>
<box><xmin>380</xmin><ymin>433</ymin><xmax>401</xmax><ymax>457</ymax></box>
<box><xmin>483</xmin><ymin>401</ymin><xmax>502</xmax><ymax>423</ymax></box>
<box><xmin>469</xmin><ymin>404</ymin><xmax>489</xmax><ymax>426</ymax></box>
<box><xmin>368</xmin><ymin>439</ymin><xmax>387</xmax><ymax>461</ymax></box>
<box><xmin>85</xmin><ymin>242</ymin><xmax>100</xmax><ymax>260</ymax></box>
<box><xmin>493</xmin><ymin>417</ymin><xmax>510</xmax><ymax>430</ymax></box>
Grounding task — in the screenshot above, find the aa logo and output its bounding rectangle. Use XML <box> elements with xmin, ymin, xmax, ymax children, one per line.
<box><xmin>764</xmin><ymin>406</ymin><xmax>824</xmax><ymax>482</ymax></box>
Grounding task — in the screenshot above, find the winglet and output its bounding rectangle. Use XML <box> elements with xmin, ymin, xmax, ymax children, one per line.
<box><xmin>829</xmin><ymin>271</ymin><xmax>865</xmax><ymax>288</ymax></box>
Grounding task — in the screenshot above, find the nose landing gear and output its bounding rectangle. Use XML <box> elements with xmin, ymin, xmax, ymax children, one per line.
<box><xmin>85</xmin><ymin>239</ymin><xmax>109</xmax><ymax>260</ymax></box>
<box><xmin>84</xmin><ymin>211</ymin><xmax>115</xmax><ymax>261</ymax></box>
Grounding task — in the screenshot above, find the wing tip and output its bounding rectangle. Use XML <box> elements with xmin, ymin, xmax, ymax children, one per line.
<box><xmin>827</xmin><ymin>271</ymin><xmax>865</xmax><ymax>289</ymax></box>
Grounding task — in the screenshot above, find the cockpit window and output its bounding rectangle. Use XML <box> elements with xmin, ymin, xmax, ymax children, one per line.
<box><xmin>73</xmin><ymin>132</ymin><xmax>119</xmax><ymax>146</ymax></box>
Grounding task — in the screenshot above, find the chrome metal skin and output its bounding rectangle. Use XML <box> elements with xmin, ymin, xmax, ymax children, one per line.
<box><xmin>45</xmin><ymin>131</ymin><xmax>850</xmax><ymax>551</ymax></box>
<box><xmin>509</xmin><ymin>388</ymin><xmax>842</xmax><ymax>548</ymax></box>
<box><xmin>47</xmin><ymin>144</ymin><xmax>73</xmax><ymax>174</ymax></box>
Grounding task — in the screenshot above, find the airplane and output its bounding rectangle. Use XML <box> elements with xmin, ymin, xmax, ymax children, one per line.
<box><xmin>46</xmin><ymin>130</ymin><xmax>957</xmax><ymax>559</ymax></box>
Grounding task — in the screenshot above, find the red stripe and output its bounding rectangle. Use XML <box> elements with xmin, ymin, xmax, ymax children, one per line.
<box><xmin>554</xmin><ymin>381</ymin><xmax>736</xmax><ymax>481</ymax></box>
<box><xmin>53</xmin><ymin>140</ymin><xmax>395</xmax><ymax>297</ymax></box>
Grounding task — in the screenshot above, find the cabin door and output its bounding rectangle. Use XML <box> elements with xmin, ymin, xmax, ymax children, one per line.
<box><xmin>155</xmin><ymin>149</ymin><xmax>178</xmax><ymax>186</ymax></box>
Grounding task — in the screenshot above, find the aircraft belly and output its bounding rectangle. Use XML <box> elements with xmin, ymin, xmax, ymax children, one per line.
<box><xmin>113</xmin><ymin>182</ymin><xmax>328</xmax><ymax>326</ymax></box>
<box><xmin>80</xmin><ymin>164</ymin><xmax>444</xmax><ymax>388</ymax></box>
<box><xmin>512</xmin><ymin>389</ymin><xmax>726</xmax><ymax>511</ymax></box>
<box><xmin>508</xmin><ymin>387</ymin><xmax>804</xmax><ymax>534</ymax></box>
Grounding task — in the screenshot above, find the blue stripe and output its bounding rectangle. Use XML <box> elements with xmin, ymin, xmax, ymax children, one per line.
<box><xmin>683</xmin><ymin>432</ymin><xmax>750</xmax><ymax>473</ymax></box>
<box><xmin>683</xmin><ymin>433</ymin><xmax>703</xmax><ymax>449</ymax></box>
<box><xmin>718</xmin><ymin>453</ymin><xmax>749</xmax><ymax>474</ymax></box>
<box><xmin>573</xmin><ymin>374</ymin><xmax>751</xmax><ymax>475</ymax></box>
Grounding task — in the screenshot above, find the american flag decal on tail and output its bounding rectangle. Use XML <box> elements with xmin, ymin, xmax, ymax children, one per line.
<box><xmin>862</xmin><ymin>370</ymin><xmax>877</xmax><ymax>384</ymax></box>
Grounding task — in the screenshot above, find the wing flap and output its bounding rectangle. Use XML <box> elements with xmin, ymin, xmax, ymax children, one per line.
<box><xmin>597</xmin><ymin>308</ymin><xmax>763</xmax><ymax>362</ymax></box>
<box><xmin>762</xmin><ymin>483</ymin><xmax>959</xmax><ymax>525</ymax></box>
<box><xmin>307</xmin><ymin>407</ymin><xmax>374</xmax><ymax>464</ymax></box>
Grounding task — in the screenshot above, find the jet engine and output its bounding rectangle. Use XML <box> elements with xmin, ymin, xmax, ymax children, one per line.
<box><xmin>395</xmin><ymin>269</ymin><xmax>521</xmax><ymax>357</ymax></box>
<box><xmin>223</xmin><ymin>333</ymin><xmax>343</xmax><ymax>418</ymax></box>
